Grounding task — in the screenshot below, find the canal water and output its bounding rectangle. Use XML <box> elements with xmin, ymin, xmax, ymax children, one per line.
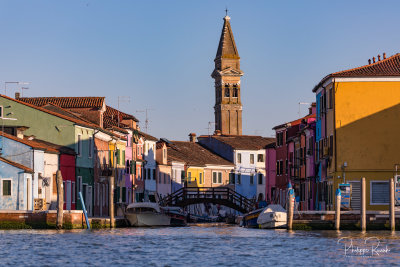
<box><xmin>0</xmin><ymin>224</ymin><xmax>399</xmax><ymax>266</ymax></box>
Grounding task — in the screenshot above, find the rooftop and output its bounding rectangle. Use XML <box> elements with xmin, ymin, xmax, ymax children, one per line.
<box><xmin>198</xmin><ymin>135</ymin><xmax>275</xmax><ymax>150</ymax></box>
<box><xmin>166</xmin><ymin>141</ymin><xmax>234</xmax><ymax>167</ymax></box>
<box><xmin>0</xmin><ymin>157</ymin><xmax>33</xmax><ymax>173</ymax></box>
<box><xmin>313</xmin><ymin>53</ymin><xmax>400</xmax><ymax>92</ymax></box>
<box><xmin>16</xmin><ymin>96</ymin><xmax>105</xmax><ymax>109</ymax></box>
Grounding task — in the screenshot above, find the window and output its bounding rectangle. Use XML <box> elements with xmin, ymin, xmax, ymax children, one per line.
<box><xmin>232</xmin><ymin>85</ymin><xmax>238</xmax><ymax>97</ymax></box>
<box><xmin>159</xmin><ymin>171</ymin><xmax>162</xmax><ymax>183</ymax></box>
<box><xmin>276</xmin><ymin>132</ymin><xmax>284</xmax><ymax>147</ymax></box>
<box><xmin>0</xmin><ymin>106</ymin><xmax>3</xmax><ymax>118</ymax></box>
<box><xmin>199</xmin><ymin>173</ymin><xmax>203</xmax><ymax>184</ymax></box>
<box><xmin>2</xmin><ymin>179</ymin><xmax>11</xmax><ymax>196</ymax></box>
<box><xmin>250</xmin><ymin>175</ymin><xmax>254</xmax><ymax>185</ymax></box>
<box><xmin>329</xmin><ymin>135</ymin><xmax>333</xmax><ymax>156</ymax></box>
<box><xmin>329</xmin><ymin>88</ymin><xmax>333</xmax><ymax>109</ymax></box>
<box><xmin>77</xmin><ymin>135</ymin><xmax>82</xmax><ymax>157</ymax></box>
<box><xmin>371</xmin><ymin>181</ymin><xmax>390</xmax><ymax>204</ymax></box>
<box><xmin>257</xmin><ymin>154</ymin><xmax>264</xmax><ymax>162</ymax></box>
<box><xmin>153</xmin><ymin>169</ymin><xmax>156</xmax><ymax>180</ymax></box>
<box><xmin>213</xmin><ymin>172</ymin><xmax>222</xmax><ymax>184</ymax></box>
<box><xmin>163</xmin><ymin>149</ymin><xmax>166</xmax><ymax>160</ymax></box>
<box><xmin>88</xmin><ymin>136</ymin><xmax>93</xmax><ymax>158</ymax></box>
<box><xmin>122</xmin><ymin>150</ymin><xmax>125</xmax><ymax>165</ymax></box>
<box><xmin>143</xmin><ymin>168</ymin><xmax>147</xmax><ymax>180</ymax></box>
<box><xmin>224</xmin><ymin>84</ymin><xmax>230</xmax><ymax>97</ymax></box>
<box><xmin>276</xmin><ymin>161</ymin><xmax>281</xmax><ymax>176</ymax></box>
<box><xmin>237</xmin><ymin>153</ymin><xmax>242</xmax><ymax>163</ymax></box>
<box><xmin>237</xmin><ymin>174</ymin><xmax>241</xmax><ymax>184</ymax></box>
<box><xmin>258</xmin><ymin>173</ymin><xmax>263</xmax><ymax>185</ymax></box>
<box><xmin>163</xmin><ymin>173</ymin><xmax>166</xmax><ymax>184</ymax></box>
<box><xmin>188</xmin><ymin>172</ymin><xmax>191</xmax><ymax>184</ymax></box>
<box><xmin>250</xmin><ymin>154</ymin><xmax>254</xmax><ymax>164</ymax></box>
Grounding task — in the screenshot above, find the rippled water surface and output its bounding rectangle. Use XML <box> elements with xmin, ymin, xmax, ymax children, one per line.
<box><xmin>0</xmin><ymin>224</ymin><xmax>399</xmax><ymax>266</ymax></box>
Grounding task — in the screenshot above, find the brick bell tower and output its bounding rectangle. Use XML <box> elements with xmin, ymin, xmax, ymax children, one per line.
<box><xmin>212</xmin><ymin>15</ymin><xmax>244</xmax><ymax>135</ymax></box>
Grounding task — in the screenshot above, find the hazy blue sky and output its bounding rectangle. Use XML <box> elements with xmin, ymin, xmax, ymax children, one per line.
<box><xmin>1</xmin><ymin>1</ymin><xmax>400</xmax><ymax>140</ymax></box>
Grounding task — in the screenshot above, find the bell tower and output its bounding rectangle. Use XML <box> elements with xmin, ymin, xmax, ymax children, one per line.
<box><xmin>212</xmin><ymin>15</ymin><xmax>243</xmax><ymax>135</ymax></box>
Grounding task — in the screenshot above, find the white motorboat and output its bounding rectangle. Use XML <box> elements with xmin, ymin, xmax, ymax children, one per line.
<box><xmin>257</xmin><ymin>204</ymin><xmax>287</xmax><ymax>229</ymax></box>
<box><xmin>125</xmin><ymin>202</ymin><xmax>171</xmax><ymax>227</ymax></box>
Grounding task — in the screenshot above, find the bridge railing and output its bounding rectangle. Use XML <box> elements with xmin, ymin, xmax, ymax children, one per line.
<box><xmin>159</xmin><ymin>187</ymin><xmax>255</xmax><ymax>213</ymax></box>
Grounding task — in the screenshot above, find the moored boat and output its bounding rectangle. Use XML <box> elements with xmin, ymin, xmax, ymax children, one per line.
<box><xmin>125</xmin><ymin>202</ymin><xmax>171</xmax><ymax>227</ymax></box>
<box><xmin>241</xmin><ymin>208</ymin><xmax>264</xmax><ymax>228</ymax></box>
<box><xmin>257</xmin><ymin>204</ymin><xmax>287</xmax><ymax>229</ymax></box>
<box><xmin>161</xmin><ymin>206</ymin><xmax>187</xmax><ymax>226</ymax></box>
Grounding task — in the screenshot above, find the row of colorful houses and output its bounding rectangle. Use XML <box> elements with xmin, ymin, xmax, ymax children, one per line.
<box><xmin>265</xmin><ymin>52</ymin><xmax>400</xmax><ymax>211</ymax></box>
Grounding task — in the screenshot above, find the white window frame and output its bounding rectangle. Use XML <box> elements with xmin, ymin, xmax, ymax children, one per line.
<box><xmin>1</xmin><ymin>178</ymin><xmax>12</xmax><ymax>197</ymax></box>
<box><xmin>212</xmin><ymin>171</ymin><xmax>222</xmax><ymax>185</ymax></box>
<box><xmin>370</xmin><ymin>180</ymin><xmax>390</xmax><ymax>205</ymax></box>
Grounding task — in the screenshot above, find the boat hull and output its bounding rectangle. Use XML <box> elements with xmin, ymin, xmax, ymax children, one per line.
<box><xmin>259</xmin><ymin>221</ymin><xmax>287</xmax><ymax>229</ymax></box>
<box><xmin>125</xmin><ymin>212</ymin><xmax>171</xmax><ymax>227</ymax></box>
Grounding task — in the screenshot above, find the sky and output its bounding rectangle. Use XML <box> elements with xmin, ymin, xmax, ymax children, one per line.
<box><xmin>1</xmin><ymin>0</ymin><xmax>400</xmax><ymax>140</ymax></box>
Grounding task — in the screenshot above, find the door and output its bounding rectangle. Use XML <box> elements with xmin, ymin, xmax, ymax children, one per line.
<box><xmin>66</xmin><ymin>181</ymin><xmax>71</xmax><ymax>210</ymax></box>
<box><xmin>349</xmin><ymin>181</ymin><xmax>361</xmax><ymax>210</ymax></box>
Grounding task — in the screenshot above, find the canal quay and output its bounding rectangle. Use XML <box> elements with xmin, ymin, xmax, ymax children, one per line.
<box><xmin>0</xmin><ymin>224</ymin><xmax>399</xmax><ymax>266</ymax></box>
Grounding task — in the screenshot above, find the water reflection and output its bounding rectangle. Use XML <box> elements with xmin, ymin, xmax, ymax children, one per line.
<box><xmin>0</xmin><ymin>225</ymin><xmax>399</xmax><ymax>266</ymax></box>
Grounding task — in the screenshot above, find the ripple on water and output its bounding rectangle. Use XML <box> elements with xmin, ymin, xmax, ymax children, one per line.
<box><xmin>0</xmin><ymin>226</ymin><xmax>399</xmax><ymax>266</ymax></box>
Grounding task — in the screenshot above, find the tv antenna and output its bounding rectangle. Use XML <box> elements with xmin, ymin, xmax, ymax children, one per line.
<box><xmin>206</xmin><ymin>122</ymin><xmax>216</xmax><ymax>136</ymax></box>
<box><xmin>136</xmin><ymin>108</ymin><xmax>154</xmax><ymax>133</ymax></box>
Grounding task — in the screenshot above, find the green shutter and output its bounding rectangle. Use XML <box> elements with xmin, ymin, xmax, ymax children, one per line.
<box><xmin>122</xmin><ymin>150</ymin><xmax>125</xmax><ymax>165</ymax></box>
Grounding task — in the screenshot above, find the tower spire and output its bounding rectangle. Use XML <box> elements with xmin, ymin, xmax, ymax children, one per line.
<box><xmin>211</xmin><ymin>15</ymin><xmax>243</xmax><ymax>136</ymax></box>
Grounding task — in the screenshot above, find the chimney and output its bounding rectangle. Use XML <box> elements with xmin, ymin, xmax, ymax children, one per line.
<box><xmin>214</xmin><ymin>130</ymin><xmax>222</xmax><ymax>136</ymax></box>
<box><xmin>189</xmin><ymin>133</ymin><xmax>196</xmax><ymax>143</ymax></box>
<box><xmin>15</xmin><ymin>92</ymin><xmax>20</xmax><ymax>99</ymax></box>
<box><xmin>378</xmin><ymin>55</ymin><xmax>381</xmax><ymax>61</ymax></box>
<box><xmin>368</xmin><ymin>59</ymin><xmax>371</xmax><ymax>64</ymax></box>
<box><xmin>373</xmin><ymin>57</ymin><xmax>376</xmax><ymax>63</ymax></box>
<box><xmin>383</xmin><ymin>53</ymin><xmax>386</xmax><ymax>59</ymax></box>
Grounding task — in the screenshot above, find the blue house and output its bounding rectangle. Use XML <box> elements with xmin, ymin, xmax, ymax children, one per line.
<box><xmin>198</xmin><ymin>135</ymin><xmax>275</xmax><ymax>201</ymax></box>
<box><xmin>0</xmin><ymin>131</ymin><xmax>58</xmax><ymax>210</ymax></box>
<box><xmin>0</xmin><ymin>157</ymin><xmax>33</xmax><ymax>210</ymax></box>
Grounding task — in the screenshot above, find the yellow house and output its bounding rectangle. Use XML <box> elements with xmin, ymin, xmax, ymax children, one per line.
<box><xmin>186</xmin><ymin>166</ymin><xmax>205</xmax><ymax>187</ymax></box>
<box><xmin>313</xmin><ymin>53</ymin><xmax>400</xmax><ymax>210</ymax></box>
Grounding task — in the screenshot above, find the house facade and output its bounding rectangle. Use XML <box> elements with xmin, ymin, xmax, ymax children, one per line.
<box><xmin>197</xmin><ymin>134</ymin><xmax>274</xmax><ymax>201</ymax></box>
<box><xmin>312</xmin><ymin>52</ymin><xmax>400</xmax><ymax>211</ymax></box>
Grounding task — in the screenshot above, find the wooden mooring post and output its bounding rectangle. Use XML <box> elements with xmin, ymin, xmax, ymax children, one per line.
<box><xmin>390</xmin><ymin>177</ymin><xmax>395</xmax><ymax>232</ymax></box>
<box><xmin>109</xmin><ymin>175</ymin><xmax>115</xmax><ymax>228</ymax></box>
<box><xmin>56</xmin><ymin>170</ymin><xmax>64</xmax><ymax>229</ymax></box>
<box><xmin>360</xmin><ymin>177</ymin><xmax>366</xmax><ymax>232</ymax></box>
<box><xmin>335</xmin><ymin>188</ymin><xmax>341</xmax><ymax>231</ymax></box>
<box><xmin>287</xmin><ymin>189</ymin><xmax>294</xmax><ymax>231</ymax></box>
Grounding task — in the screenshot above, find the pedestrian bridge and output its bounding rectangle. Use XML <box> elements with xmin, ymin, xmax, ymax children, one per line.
<box><xmin>159</xmin><ymin>187</ymin><xmax>255</xmax><ymax>214</ymax></box>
